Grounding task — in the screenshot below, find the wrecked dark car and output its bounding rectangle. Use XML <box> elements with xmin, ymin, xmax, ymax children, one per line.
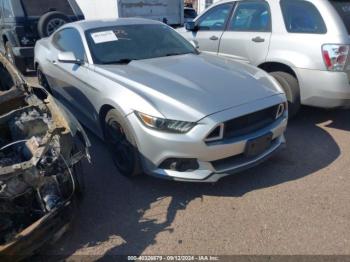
<box><xmin>0</xmin><ymin>54</ymin><xmax>90</xmax><ymax>260</ymax></box>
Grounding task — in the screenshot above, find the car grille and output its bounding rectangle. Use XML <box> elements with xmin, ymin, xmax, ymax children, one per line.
<box><xmin>223</xmin><ymin>104</ymin><xmax>280</xmax><ymax>140</ymax></box>
<box><xmin>211</xmin><ymin>138</ymin><xmax>279</xmax><ymax>172</ymax></box>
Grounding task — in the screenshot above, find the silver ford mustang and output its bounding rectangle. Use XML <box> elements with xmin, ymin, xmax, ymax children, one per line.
<box><xmin>34</xmin><ymin>18</ymin><xmax>288</xmax><ymax>182</ymax></box>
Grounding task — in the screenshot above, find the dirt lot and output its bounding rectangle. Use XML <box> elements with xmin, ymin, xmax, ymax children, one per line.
<box><xmin>25</xmin><ymin>76</ymin><xmax>350</xmax><ymax>258</ymax></box>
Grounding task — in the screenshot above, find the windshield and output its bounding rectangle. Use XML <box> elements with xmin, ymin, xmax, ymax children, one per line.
<box><xmin>330</xmin><ymin>0</ymin><xmax>350</xmax><ymax>34</ymax></box>
<box><xmin>21</xmin><ymin>0</ymin><xmax>74</xmax><ymax>17</ymax></box>
<box><xmin>86</xmin><ymin>24</ymin><xmax>198</xmax><ymax>65</ymax></box>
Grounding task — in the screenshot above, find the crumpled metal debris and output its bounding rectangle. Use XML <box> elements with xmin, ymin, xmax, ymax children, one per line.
<box><xmin>0</xmin><ymin>53</ymin><xmax>90</xmax><ymax>260</ymax></box>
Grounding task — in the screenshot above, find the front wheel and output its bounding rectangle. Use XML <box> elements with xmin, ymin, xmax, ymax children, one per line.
<box><xmin>104</xmin><ymin>109</ymin><xmax>142</xmax><ymax>177</ymax></box>
<box><xmin>270</xmin><ymin>71</ymin><xmax>301</xmax><ymax>118</ymax></box>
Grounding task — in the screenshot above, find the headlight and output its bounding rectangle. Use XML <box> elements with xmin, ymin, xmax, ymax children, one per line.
<box><xmin>135</xmin><ymin>111</ymin><xmax>196</xmax><ymax>134</ymax></box>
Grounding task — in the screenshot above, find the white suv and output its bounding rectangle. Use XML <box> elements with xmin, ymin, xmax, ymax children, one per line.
<box><xmin>179</xmin><ymin>0</ymin><xmax>350</xmax><ymax>116</ymax></box>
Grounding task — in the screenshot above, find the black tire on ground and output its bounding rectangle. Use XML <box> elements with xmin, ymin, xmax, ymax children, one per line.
<box><xmin>37</xmin><ymin>11</ymin><xmax>70</xmax><ymax>38</ymax></box>
<box><xmin>71</xmin><ymin>139</ymin><xmax>87</xmax><ymax>199</ymax></box>
<box><xmin>104</xmin><ymin>109</ymin><xmax>143</xmax><ymax>177</ymax></box>
<box><xmin>5</xmin><ymin>42</ymin><xmax>27</xmax><ymax>74</ymax></box>
<box><xmin>270</xmin><ymin>71</ymin><xmax>301</xmax><ymax>118</ymax></box>
<box><xmin>37</xmin><ymin>65</ymin><xmax>53</xmax><ymax>94</ymax></box>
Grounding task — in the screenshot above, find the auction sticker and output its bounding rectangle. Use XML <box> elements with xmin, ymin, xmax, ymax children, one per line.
<box><xmin>91</xmin><ymin>31</ymin><xmax>118</xmax><ymax>44</ymax></box>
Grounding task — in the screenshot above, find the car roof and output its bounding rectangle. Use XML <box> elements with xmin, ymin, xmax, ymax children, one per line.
<box><xmin>211</xmin><ymin>0</ymin><xmax>251</xmax><ymax>6</ymax></box>
<box><xmin>65</xmin><ymin>18</ymin><xmax>163</xmax><ymax>31</ymax></box>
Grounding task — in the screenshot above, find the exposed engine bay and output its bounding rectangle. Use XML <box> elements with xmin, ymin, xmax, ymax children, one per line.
<box><xmin>0</xmin><ymin>54</ymin><xmax>90</xmax><ymax>257</ymax></box>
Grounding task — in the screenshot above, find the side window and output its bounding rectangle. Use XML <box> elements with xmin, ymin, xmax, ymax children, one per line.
<box><xmin>197</xmin><ymin>3</ymin><xmax>233</xmax><ymax>31</ymax></box>
<box><xmin>53</xmin><ymin>28</ymin><xmax>86</xmax><ymax>61</ymax></box>
<box><xmin>3</xmin><ymin>0</ymin><xmax>14</xmax><ymax>18</ymax></box>
<box><xmin>280</xmin><ymin>0</ymin><xmax>327</xmax><ymax>34</ymax></box>
<box><xmin>229</xmin><ymin>1</ymin><xmax>271</xmax><ymax>32</ymax></box>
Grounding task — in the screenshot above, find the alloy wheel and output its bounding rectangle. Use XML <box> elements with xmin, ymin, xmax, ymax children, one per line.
<box><xmin>46</xmin><ymin>18</ymin><xmax>67</xmax><ymax>36</ymax></box>
<box><xmin>105</xmin><ymin>120</ymin><xmax>135</xmax><ymax>175</ymax></box>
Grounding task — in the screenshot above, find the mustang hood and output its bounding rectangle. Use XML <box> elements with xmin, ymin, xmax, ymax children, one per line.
<box><xmin>95</xmin><ymin>53</ymin><xmax>283</xmax><ymax>122</ymax></box>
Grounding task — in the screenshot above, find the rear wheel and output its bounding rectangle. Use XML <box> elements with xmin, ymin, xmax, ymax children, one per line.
<box><xmin>104</xmin><ymin>109</ymin><xmax>142</xmax><ymax>177</ymax></box>
<box><xmin>5</xmin><ymin>42</ymin><xmax>27</xmax><ymax>74</ymax></box>
<box><xmin>270</xmin><ymin>71</ymin><xmax>301</xmax><ymax>118</ymax></box>
<box><xmin>38</xmin><ymin>11</ymin><xmax>70</xmax><ymax>38</ymax></box>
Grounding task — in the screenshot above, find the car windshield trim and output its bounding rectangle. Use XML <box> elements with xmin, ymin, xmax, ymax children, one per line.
<box><xmin>101</xmin><ymin>58</ymin><xmax>135</xmax><ymax>65</ymax></box>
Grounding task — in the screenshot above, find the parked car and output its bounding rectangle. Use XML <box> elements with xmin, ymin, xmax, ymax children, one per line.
<box><xmin>34</xmin><ymin>18</ymin><xmax>287</xmax><ymax>183</ymax></box>
<box><xmin>184</xmin><ymin>7</ymin><xmax>197</xmax><ymax>23</ymax></box>
<box><xmin>0</xmin><ymin>0</ymin><xmax>84</xmax><ymax>74</ymax></box>
<box><xmin>0</xmin><ymin>53</ymin><xmax>90</xmax><ymax>260</ymax></box>
<box><xmin>179</xmin><ymin>0</ymin><xmax>350</xmax><ymax>117</ymax></box>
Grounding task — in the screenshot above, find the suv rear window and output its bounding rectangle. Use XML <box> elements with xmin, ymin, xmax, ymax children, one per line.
<box><xmin>280</xmin><ymin>0</ymin><xmax>327</xmax><ymax>34</ymax></box>
<box><xmin>330</xmin><ymin>0</ymin><xmax>350</xmax><ymax>34</ymax></box>
<box><xmin>21</xmin><ymin>0</ymin><xmax>74</xmax><ymax>17</ymax></box>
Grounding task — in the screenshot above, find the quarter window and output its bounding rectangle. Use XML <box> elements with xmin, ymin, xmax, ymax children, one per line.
<box><xmin>280</xmin><ymin>0</ymin><xmax>327</xmax><ymax>34</ymax></box>
<box><xmin>53</xmin><ymin>28</ymin><xmax>86</xmax><ymax>61</ymax></box>
<box><xmin>229</xmin><ymin>1</ymin><xmax>271</xmax><ymax>32</ymax></box>
<box><xmin>197</xmin><ymin>3</ymin><xmax>233</xmax><ymax>31</ymax></box>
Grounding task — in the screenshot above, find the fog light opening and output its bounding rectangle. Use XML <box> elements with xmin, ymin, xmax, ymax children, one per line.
<box><xmin>159</xmin><ymin>158</ymin><xmax>199</xmax><ymax>172</ymax></box>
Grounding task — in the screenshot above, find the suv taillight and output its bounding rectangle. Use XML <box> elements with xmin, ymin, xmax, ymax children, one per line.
<box><xmin>322</xmin><ymin>44</ymin><xmax>350</xmax><ymax>72</ymax></box>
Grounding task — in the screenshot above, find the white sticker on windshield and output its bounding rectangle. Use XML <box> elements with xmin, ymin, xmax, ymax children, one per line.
<box><xmin>91</xmin><ymin>31</ymin><xmax>118</xmax><ymax>44</ymax></box>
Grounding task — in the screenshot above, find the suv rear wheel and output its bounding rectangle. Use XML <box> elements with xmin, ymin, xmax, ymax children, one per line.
<box><xmin>270</xmin><ymin>71</ymin><xmax>301</xmax><ymax>118</ymax></box>
<box><xmin>38</xmin><ymin>11</ymin><xmax>70</xmax><ymax>38</ymax></box>
<box><xmin>5</xmin><ymin>42</ymin><xmax>26</xmax><ymax>74</ymax></box>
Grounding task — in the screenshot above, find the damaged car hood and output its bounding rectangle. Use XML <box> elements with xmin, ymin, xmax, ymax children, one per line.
<box><xmin>95</xmin><ymin>53</ymin><xmax>282</xmax><ymax>121</ymax></box>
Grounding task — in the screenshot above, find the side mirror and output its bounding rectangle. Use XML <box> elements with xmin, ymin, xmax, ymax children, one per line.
<box><xmin>185</xmin><ymin>21</ymin><xmax>197</xmax><ymax>31</ymax></box>
<box><xmin>58</xmin><ymin>52</ymin><xmax>83</xmax><ymax>65</ymax></box>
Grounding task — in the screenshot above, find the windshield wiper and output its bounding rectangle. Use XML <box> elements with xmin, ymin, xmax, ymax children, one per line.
<box><xmin>165</xmin><ymin>52</ymin><xmax>192</xmax><ymax>57</ymax></box>
<box><xmin>103</xmin><ymin>59</ymin><xmax>134</xmax><ymax>65</ymax></box>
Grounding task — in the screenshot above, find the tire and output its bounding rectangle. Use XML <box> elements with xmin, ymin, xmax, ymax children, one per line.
<box><xmin>5</xmin><ymin>42</ymin><xmax>27</xmax><ymax>74</ymax></box>
<box><xmin>37</xmin><ymin>66</ymin><xmax>53</xmax><ymax>94</ymax></box>
<box><xmin>38</xmin><ymin>11</ymin><xmax>70</xmax><ymax>38</ymax></box>
<box><xmin>71</xmin><ymin>139</ymin><xmax>87</xmax><ymax>199</ymax></box>
<box><xmin>104</xmin><ymin>109</ymin><xmax>142</xmax><ymax>177</ymax></box>
<box><xmin>270</xmin><ymin>71</ymin><xmax>301</xmax><ymax>118</ymax></box>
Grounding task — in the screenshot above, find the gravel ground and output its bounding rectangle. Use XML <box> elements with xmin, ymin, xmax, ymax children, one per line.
<box><xmin>26</xmin><ymin>76</ymin><xmax>350</xmax><ymax>258</ymax></box>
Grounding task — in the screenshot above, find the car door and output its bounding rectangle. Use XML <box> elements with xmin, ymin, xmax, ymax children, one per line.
<box><xmin>48</xmin><ymin>28</ymin><xmax>98</xmax><ymax>126</ymax></box>
<box><xmin>190</xmin><ymin>3</ymin><xmax>234</xmax><ymax>54</ymax></box>
<box><xmin>218</xmin><ymin>1</ymin><xmax>272</xmax><ymax>65</ymax></box>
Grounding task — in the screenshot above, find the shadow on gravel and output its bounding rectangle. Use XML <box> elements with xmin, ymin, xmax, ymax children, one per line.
<box><xmin>36</xmin><ymin>106</ymin><xmax>345</xmax><ymax>261</ymax></box>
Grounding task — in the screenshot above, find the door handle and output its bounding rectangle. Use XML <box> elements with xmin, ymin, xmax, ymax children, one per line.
<box><xmin>210</xmin><ymin>35</ymin><xmax>219</xmax><ymax>41</ymax></box>
<box><xmin>51</xmin><ymin>60</ymin><xmax>57</xmax><ymax>65</ymax></box>
<box><xmin>252</xmin><ymin>36</ymin><xmax>265</xmax><ymax>43</ymax></box>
